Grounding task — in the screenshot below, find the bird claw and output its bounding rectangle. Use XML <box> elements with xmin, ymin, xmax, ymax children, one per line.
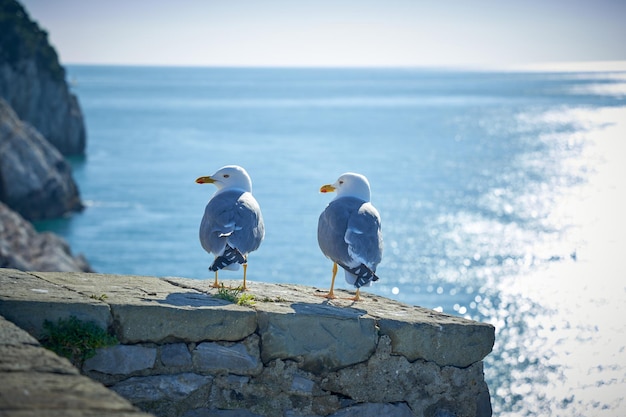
<box><xmin>315</xmin><ymin>290</ymin><xmax>336</xmax><ymax>299</ymax></box>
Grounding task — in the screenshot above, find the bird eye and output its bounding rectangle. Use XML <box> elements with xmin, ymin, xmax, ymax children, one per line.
<box><xmin>339</xmin><ymin>180</ymin><xmax>344</xmax><ymax>185</ymax></box>
<box><xmin>223</xmin><ymin>174</ymin><xmax>230</xmax><ymax>178</ymax></box>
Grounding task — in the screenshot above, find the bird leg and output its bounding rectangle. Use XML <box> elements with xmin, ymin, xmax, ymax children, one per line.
<box><xmin>347</xmin><ymin>288</ymin><xmax>361</xmax><ymax>302</ymax></box>
<box><xmin>211</xmin><ymin>270</ymin><xmax>220</xmax><ymax>288</ymax></box>
<box><xmin>242</xmin><ymin>263</ymin><xmax>248</xmax><ymax>291</ymax></box>
<box><xmin>317</xmin><ymin>262</ymin><xmax>338</xmax><ymax>299</ymax></box>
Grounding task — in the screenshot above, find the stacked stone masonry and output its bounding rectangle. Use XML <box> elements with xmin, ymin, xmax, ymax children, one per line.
<box><xmin>0</xmin><ymin>268</ymin><xmax>495</xmax><ymax>417</ymax></box>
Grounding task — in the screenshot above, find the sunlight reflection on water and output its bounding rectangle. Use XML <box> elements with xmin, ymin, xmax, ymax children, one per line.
<box><xmin>383</xmin><ymin>106</ymin><xmax>626</xmax><ymax>416</ymax></box>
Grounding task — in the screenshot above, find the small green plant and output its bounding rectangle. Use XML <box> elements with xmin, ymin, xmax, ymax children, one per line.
<box><xmin>214</xmin><ymin>285</ymin><xmax>255</xmax><ymax>306</ymax></box>
<box><xmin>215</xmin><ymin>284</ymin><xmax>241</xmax><ymax>302</ymax></box>
<box><xmin>237</xmin><ymin>293</ymin><xmax>256</xmax><ymax>306</ymax></box>
<box><xmin>41</xmin><ymin>316</ymin><xmax>118</xmax><ymax>367</ymax></box>
<box><xmin>89</xmin><ymin>293</ymin><xmax>108</xmax><ymax>301</ymax></box>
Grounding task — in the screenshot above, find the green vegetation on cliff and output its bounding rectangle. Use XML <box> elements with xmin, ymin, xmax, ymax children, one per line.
<box><xmin>0</xmin><ymin>0</ymin><xmax>65</xmax><ymax>82</ymax></box>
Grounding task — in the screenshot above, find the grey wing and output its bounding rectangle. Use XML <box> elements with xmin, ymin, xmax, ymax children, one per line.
<box><xmin>344</xmin><ymin>202</ymin><xmax>383</xmax><ymax>270</ymax></box>
<box><xmin>200</xmin><ymin>191</ymin><xmax>264</xmax><ymax>256</ymax></box>
<box><xmin>317</xmin><ymin>198</ymin><xmax>356</xmax><ymax>266</ymax></box>
<box><xmin>227</xmin><ymin>192</ymin><xmax>265</xmax><ymax>254</ymax></box>
<box><xmin>199</xmin><ymin>192</ymin><xmax>238</xmax><ymax>256</ymax></box>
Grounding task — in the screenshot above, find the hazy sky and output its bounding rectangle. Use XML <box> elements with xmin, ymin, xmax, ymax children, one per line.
<box><xmin>20</xmin><ymin>0</ymin><xmax>626</xmax><ymax>69</ymax></box>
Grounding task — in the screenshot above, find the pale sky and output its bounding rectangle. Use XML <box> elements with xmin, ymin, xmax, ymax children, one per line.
<box><xmin>19</xmin><ymin>0</ymin><xmax>626</xmax><ymax>69</ymax></box>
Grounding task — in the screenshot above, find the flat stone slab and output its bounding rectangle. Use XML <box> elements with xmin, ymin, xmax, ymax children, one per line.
<box><xmin>32</xmin><ymin>272</ymin><xmax>257</xmax><ymax>343</ymax></box>
<box><xmin>0</xmin><ymin>269</ymin><xmax>111</xmax><ymax>338</ymax></box>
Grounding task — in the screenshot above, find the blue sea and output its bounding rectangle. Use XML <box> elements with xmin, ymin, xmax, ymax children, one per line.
<box><xmin>38</xmin><ymin>65</ymin><xmax>626</xmax><ymax>416</ymax></box>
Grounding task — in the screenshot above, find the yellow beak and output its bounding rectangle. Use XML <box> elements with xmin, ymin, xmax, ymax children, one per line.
<box><xmin>320</xmin><ymin>184</ymin><xmax>336</xmax><ymax>193</ymax></box>
<box><xmin>196</xmin><ymin>176</ymin><xmax>216</xmax><ymax>184</ymax></box>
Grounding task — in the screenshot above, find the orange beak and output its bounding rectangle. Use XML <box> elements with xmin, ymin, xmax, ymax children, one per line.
<box><xmin>196</xmin><ymin>176</ymin><xmax>216</xmax><ymax>184</ymax></box>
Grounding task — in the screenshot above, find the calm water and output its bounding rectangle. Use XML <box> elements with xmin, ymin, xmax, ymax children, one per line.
<box><xmin>39</xmin><ymin>66</ymin><xmax>626</xmax><ymax>416</ymax></box>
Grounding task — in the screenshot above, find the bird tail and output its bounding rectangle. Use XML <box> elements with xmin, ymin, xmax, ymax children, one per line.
<box><xmin>342</xmin><ymin>263</ymin><xmax>380</xmax><ymax>288</ymax></box>
<box><xmin>209</xmin><ymin>245</ymin><xmax>246</xmax><ymax>271</ymax></box>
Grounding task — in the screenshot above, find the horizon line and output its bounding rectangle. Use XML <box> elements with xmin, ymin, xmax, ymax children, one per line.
<box><xmin>60</xmin><ymin>60</ymin><xmax>626</xmax><ymax>73</ymax></box>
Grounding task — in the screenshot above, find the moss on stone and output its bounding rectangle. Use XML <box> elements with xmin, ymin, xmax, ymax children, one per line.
<box><xmin>41</xmin><ymin>315</ymin><xmax>118</xmax><ymax>367</ymax></box>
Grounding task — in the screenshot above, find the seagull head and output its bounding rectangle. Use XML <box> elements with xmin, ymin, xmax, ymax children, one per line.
<box><xmin>320</xmin><ymin>172</ymin><xmax>371</xmax><ymax>202</ymax></box>
<box><xmin>196</xmin><ymin>165</ymin><xmax>253</xmax><ymax>192</ymax></box>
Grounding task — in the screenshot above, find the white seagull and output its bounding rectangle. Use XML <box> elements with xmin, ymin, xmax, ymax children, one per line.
<box><xmin>317</xmin><ymin>172</ymin><xmax>383</xmax><ymax>301</ymax></box>
<box><xmin>196</xmin><ymin>165</ymin><xmax>265</xmax><ymax>290</ymax></box>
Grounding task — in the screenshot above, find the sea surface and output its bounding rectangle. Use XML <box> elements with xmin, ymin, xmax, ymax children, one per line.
<box><xmin>38</xmin><ymin>65</ymin><xmax>626</xmax><ymax>416</ymax></box>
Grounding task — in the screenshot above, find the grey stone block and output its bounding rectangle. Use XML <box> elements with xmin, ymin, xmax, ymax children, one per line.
<box><xmin>257</xmin><ymin>302</ymin><xmax>378</xmax><ymax>373</ymax></box>
<box><xmin>192</xmin><ymin>338</ymin><xmax>262</xmax><ymax>376</ymax></box>
<box><xmin>161</xmin><ymin>342</ymin><xmax>192</xmax><ymax>367</ymax></box>
<box><xmin>84</xmin><ymin>344</ymin><xmax>157</xmax><ymax>374</ymax></box>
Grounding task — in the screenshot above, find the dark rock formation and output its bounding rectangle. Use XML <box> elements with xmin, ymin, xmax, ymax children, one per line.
<box><xmin>0</xmin><ymin>0</ymin><xmax>86</xmax><ymax>155</ymax></box>
<box><xmin>0</xmin><ymin>202</ymin><xmax>91</xmax><ymax>272</ymax></box>
<box><xmin>0</xmin><ymin>99</ymin><xmax>82</xmax><ymax>220</ymax></box>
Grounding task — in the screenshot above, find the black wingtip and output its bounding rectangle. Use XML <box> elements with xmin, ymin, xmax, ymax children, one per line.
<box><xmin>342</xmin><ymin>263</ymin><xmax>379</xmax><ymax>288</ymax></box>
<box><xmin>209</xmin><ymin>245</ymin><xmax>246</xmax><ymax>271</ymax></box>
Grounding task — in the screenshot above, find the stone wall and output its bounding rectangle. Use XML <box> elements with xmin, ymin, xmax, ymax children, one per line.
<box><xmin>0</xmin><ymin>268</ymin><xmax>495</xmax><ymax>417</ymax></box>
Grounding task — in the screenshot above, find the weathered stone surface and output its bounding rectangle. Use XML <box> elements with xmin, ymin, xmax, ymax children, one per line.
<box><xmin>3</xmin><ymin>372</ymin><xmax>148</xmax><ymax>414</ymax></box>
<box><xmin>168</xmin><ymin>278</ymin><xmax>495</xmax><ymax>368</ymax></box>
<box><xmin>0</xmin><ymin>313</ymin><xmax>151</xmax><ymax>417</ymax></box>
<box><xmin>321</xmin><ymin>336</ymin><xmax>491</xmax><ymax>417</ymax></box>
<box><xmin>203</xmin><ymin>358</ymin><xmax>328</xmax><ymax>417</ymax></box>
<box><xmin>328</xmin><ymin>402</ymin><xmax>414</xmax><ymax>417</ymax></box>
<box><xmin>290</xmin><ymin>375</ymin><xmax>316</xmax><ymax>395</ymax></box>
<box><xmin>161</xmin><ymin>343</ymin><xmax>193</xmax><ymax>368</ymax></box>
<box><xmin>257</xmin><ymin>302</ymin><xmax>378</xmax><ymax>373</ymax></box>
<box><xmin>0</xmin><ymin>202</ymin><xmax>91</xmax><ymax>272</ymax></box>
<box><xmin>0</xmin><ymin>100</ymin><xmax>83</xmax><ymax>220</ymax></box>
<box><xmin>111</xmin><ymin>373</ymin><xmax>212</xmax><ymax>417</ymax></box>
<box><xmin>0</xmin><ymin>315</ymin><xmax>78</xmax><ymax>375</ymax></box>
<box><xmin>32</xmin><ymin>272</ymin><xmax>257</xmax><ymax>343</ymax></box>
<box><xmin>0</xmin><ymin>343</ymin><xmax>78</xmax><ymax>374</ymax></box>
<box><xmin>0</xmin><ymin>269</ymin><xmax>110</xmax><ymax>338</ymax></box>
<box><xmin>184</xmin><ymin>409</ymin><xmax>264</xmax><ymax>417</ymax></box>
<box><xmin>377</xmin><ymin>313</ymin><xmax>495</xmax><ymax>368</ymax></box>
<box><xmin>84</xmin><ymin>344</ymin><xmax>157</xmax><ymax>374</ymax></box>
<box><xmin>192</xmin><ymin>336</ymin><xmax>262</xmax><ymax>376</ymax></box>
<box><xmin>0</xmin><ymin>1</ymin><xmax>86</xmax><ymax>156</ymax></box>
<box><xmin>0</xmin><ymin>372</ymin><xmax>147</xmax><ymax>415</ymax></box>
<box><xmin>0</xmin><ymin>313</ymin><xmax>39</xmax><ymax>345</ymax></box>
<box><xmin>111</xmin><ymin>373</ymin><xmax>212</xmax><ymax>402</ymax></box>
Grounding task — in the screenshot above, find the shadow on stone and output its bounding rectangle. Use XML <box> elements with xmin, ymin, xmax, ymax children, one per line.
<box><xmin>156</xmin><ymin>292</ymin><xmax>230</xmax><ymax>308</ymax></box>
<box><xmin>290</xmin><ymin>302</ymin><xmax>367</xmax><ymax>319</ymax></box>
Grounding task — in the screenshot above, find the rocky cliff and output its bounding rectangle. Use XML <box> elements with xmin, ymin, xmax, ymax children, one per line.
<box><xmin>0</xmin><ymin>0</ymin><xmax>91</xmax><ymax>272</ymax></box>
<box><xmin>0</xmin><ymin>202</ymin><xmax>91</xmax><ymax>272</ymax></box>
<box><xmin>0</xmin><ymin>100</ymin><xmax>89</xmax><ymax>271</ymax></box>
<box><xmin>0</xmin><ymin>99</ymin><xmax>82</xmax><ymax>220</ymax></box>
<box><xmin>0</xmin><ymin>0</ymin><xmax>86</xmax><ymax>156</ymax></box>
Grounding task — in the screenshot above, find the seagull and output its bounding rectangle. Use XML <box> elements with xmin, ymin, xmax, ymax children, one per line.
<box><xmin>317</xmin><ymin>172</ymin><xmax>383</xmax><ymax>301</ymax></box>
<box><xmin>196</xmin><ymin>165</ymin><xmax>264</xmax><ymax>290</ymax></box>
